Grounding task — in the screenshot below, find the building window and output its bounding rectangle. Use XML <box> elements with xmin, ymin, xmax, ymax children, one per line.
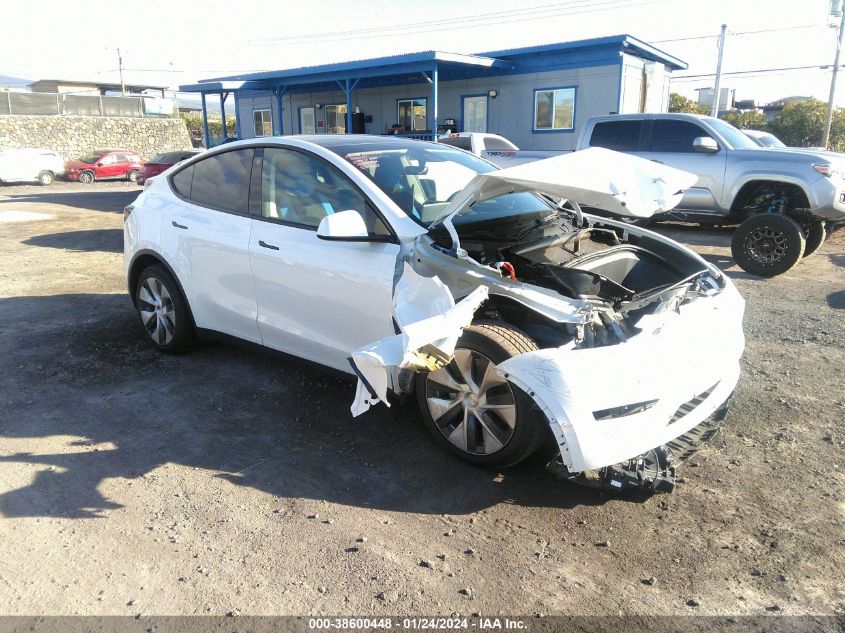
<box><xmin>254</xmin><ymin>109</ymin><xmax>272</xmax><ymax>137</ymax></box>
<box><xmin>397</xmin><ymin>98</ymin><xmax>427</xmax><ymax>132</ymax></box>
<box><xmin>325</xmin><ymin>105</ymin><xmax>347</xmax><ymax>134</ymax></box>
<box><xmin>533</xmin><ymin>87</ymin><xmax>575</xmax><ymax>131</ymax></box>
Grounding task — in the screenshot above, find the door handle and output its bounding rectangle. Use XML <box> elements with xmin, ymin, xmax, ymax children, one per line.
<box><xmin>172</xmin><ymin>221</ymin><xmax>188</xmax><ymax>229</ymax></box>
<box><xmin>258</xmin><ymin>240</ymin><xmax>279</xmax><ymax>251</ymax></box>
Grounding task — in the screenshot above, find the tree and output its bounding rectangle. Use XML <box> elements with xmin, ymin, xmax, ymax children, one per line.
<box><xmin>765</xmin><ymin>98</ymin><xmax>845</xmax><ymax>150</ymax></box>
<box><xmin>720</xmin><ymin>110</ymin><xmax>767</xmax><ymax>130</ymax></box>
<box><xmin>669</xmin><ymin>93</ymin><xmax>708</xmax><ymax>115</ymax></box>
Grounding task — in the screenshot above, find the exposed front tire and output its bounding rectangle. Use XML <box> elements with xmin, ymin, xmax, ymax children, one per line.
<box><xmin>416</xmin><ymin>321</ymin><xmax>547</xmax><ymax>468</ymax></box>
<box><xmin>127</xmin><ymin>169</ymin><xmax>139</xmax><ymax>183</ymax></box>
<box><xmin>135</xmin><ymin>264</ymin><xmax>194</xmax><ymax>354</ymax></box>
<box><xmin>79</xmin><ymin>170</ymin><xmax>95</xmax><ymax>184</ymax></box>
<box><xmin>37</xmin><ymin>171</ymin><xmax>54</xmax><ymax>186</ymax></box>
<box><xmin>801</xmin><ymin>219</ymin><xmax>826</xmax><ymax>258</ymax></box>
<box><xmin>731</xmin><ymin>214</ymin><xmax>805</xmax><ymax>277</ymax></box>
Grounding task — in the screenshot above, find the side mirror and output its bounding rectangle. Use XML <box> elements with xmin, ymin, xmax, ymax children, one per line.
<box><xmin>692</xmin><ymin>137</ymin><xmax>719</xmax><ymax>153</ymax></box>
<box><xmin>317</xmin><ymin>209</ymin><xmax>369</xmax><ymax>240</ymax></box>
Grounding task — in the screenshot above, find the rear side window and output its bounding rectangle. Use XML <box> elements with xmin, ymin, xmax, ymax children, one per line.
<box><xmin>188</xmin><ymin>149</ymin><xmax>254</xmax><ymax>213</ymax></box>
<box><xmin>649</xmin><ymin>120</ymin><xmax>710</xmax><ymax>153</ymax></box>
<box><xmin>589</xmin><ymin>121</ymin><xmax>643</xmax><ymax>151</ymax></box>
<box><xmin>171</xmin><ymin>165</ymin><xmax>193</xmax><ymax>198</ymax></box>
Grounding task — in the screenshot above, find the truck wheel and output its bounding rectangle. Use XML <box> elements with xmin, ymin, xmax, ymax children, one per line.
<box><xmin>37</xmin><ymin>171</ymin><xmax>54</xmax><ymax>186</ymax></box>
<box><xmin>416</xmin><ymin>321</ymin><xmax>547</xmax><ymax>468</ymax></box>
<box><xmin>731</xmin><ymin>214</ymin><xmax>805</xmax><ymax>277</ymax></box>
<box><xmin>801</xmin><ymin>220</ymin><xmax>826</xmax><ymax>258</ymax></box>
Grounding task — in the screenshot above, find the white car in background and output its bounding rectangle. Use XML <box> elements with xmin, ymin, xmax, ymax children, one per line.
<box><xmin>123</xmin><ymin>136</ymin><xmax>745</xmax><ymax>493</ymax></box>
<box><xmin>0</xmin><ymin>148</ymin><xmax>65</xmax><ymax>185</ymax></box>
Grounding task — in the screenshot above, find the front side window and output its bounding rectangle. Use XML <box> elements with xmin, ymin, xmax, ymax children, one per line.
<box><xmin>589</xmin><ymin>120</ymin><xmax>644</xmax><ymax>152</ymax></box>
<box><xmin>534</xmin><ymin>87</ymin><xmax>575</xmax><ymax>131</ymax></box>
<box><xmin>325</xmin><ymin>105</ymin><xmax>347</xmax><ymax>134</ymax></box>
<box><xmin>185</xmin><ymin>149</ymin><xmax>254</xmax><ymax>213</ymax></box>
<box><xmin>649</xmin><ymin>120</ymin><xmax>712</xmax><ymax>153</ymax></box>
<box><xmin>254</xmin><ymin>109</ymin><xmax>272</xmax><ymax>137</ymax></box>
<box><xmin>260</xmin><ymin>147</ymin><xmax>389</xmax><ymax>236</ymax></box>
<box><xmin>397</xmin><ymin>98</ymin><xmax>427</xmax><ymax>132</ymax></box>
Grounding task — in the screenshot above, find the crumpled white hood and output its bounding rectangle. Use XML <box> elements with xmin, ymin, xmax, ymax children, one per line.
<box><xmin>434</xmin><ymin>147</ymin><xmax>698</xmax><ymax>225</ymax></box>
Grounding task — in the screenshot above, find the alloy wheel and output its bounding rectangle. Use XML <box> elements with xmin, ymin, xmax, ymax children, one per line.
<box><xmin>744</xmin><ymin>225</ymin><xmax>787</xmax><ymax>264</ymax></box>
<box><xmin>138</xmin><ymin>276</ymin><xmax>177</xmax><ymax>346</ymax></box>
<box><xmin>424</xmin><ymin>349</ymin><xmax>517</xmax><ymax>455</ymax></box>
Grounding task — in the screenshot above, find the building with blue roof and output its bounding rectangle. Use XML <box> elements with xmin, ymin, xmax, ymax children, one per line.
<box><xmin>180</xmin><ymin>35</ymin><xmax>686</xmax><ymax>150</ymax></box>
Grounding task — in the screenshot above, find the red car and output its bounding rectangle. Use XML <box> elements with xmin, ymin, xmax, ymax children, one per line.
<box><xmin>136</xmin><ymin>150</ymin><xmax>200</xmax><ymax>186</ymax></box>
<box><xmin>65</xmin><ymin>149</ymin><xmax>142</xmax><ymax>184</ymax></box>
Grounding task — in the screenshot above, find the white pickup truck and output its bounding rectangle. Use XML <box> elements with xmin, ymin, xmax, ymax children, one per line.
<box><xmin>442</xmin><ymin>115</ymin><xmax>845</xmax><ymax>277</ymax></box>
<box><xmin>0</xmin><ymin>148</ymin><xmax>65</xmax><ymax>185</ymax></box>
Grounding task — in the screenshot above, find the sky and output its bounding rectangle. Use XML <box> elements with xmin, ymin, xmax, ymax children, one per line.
<box><xmin>1</xmin><ymin>0</ymin><xmax>843</xmax><ymax>108</ymax></box>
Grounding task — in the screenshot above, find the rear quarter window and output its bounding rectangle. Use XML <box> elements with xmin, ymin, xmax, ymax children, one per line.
<box><xmin>171</xmin><ymin>165</ymin><xmax>194</xmax><ymax>198</ymax></box>
<box><xmin>589</xmin><ymin>121</ymin><xmax>643</xmax><ymax>152</ymax></box>
<box><xmin>184</xmin><ymin>149</ymin><xmax>254</xmax><ymax>213</ymax></box>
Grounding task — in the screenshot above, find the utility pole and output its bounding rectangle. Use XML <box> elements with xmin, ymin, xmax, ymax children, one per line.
<box><xmin>823</xmin><ymin>2</ymin><xmax>845</xmax><ymax>149</ymax></box>
<box><xmin>710</xmin><ymin>24</ymin><xmax>727</xmax><ymax>117</ymax></box>
<box><xmin>117</xmin><ymin>48</ymin><xmax>126</xmax><ymax>95</ymax></box>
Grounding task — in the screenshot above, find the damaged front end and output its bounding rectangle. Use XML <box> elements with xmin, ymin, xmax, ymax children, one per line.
<box><xmin>349</xmin><ymin>149</ymin><xmax>745</xmax><ymax>494</ymax></box>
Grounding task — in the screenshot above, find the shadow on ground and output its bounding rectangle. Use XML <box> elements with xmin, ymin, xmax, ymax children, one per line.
<box><xmin>0</xmin><ymin>189</ymin><xmax>139</xmax><ymax>213</ymax></box>
<box><xmin>0</xmin><ymin>293</ymin><xmax>627</xmax><ymax>521</ymax></box>
<box><xmin>23</xmin><ymin>229</ymin><xmax>123</xmax><ymax>253</ymax></box>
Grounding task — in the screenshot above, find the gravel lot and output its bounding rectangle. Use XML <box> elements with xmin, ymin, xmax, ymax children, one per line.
<box><xmin>0</xmin><ymin>181</ymin><xmax>843</xmax><ymax>618</ymax></box>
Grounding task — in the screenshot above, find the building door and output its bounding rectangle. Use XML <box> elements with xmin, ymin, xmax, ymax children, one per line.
<box><xmin>463</xmin><ymin>96</ymin><xmax>487</xmax><ymax>133</ymax></box>
<box><xmin>300</xmin><ymin>107</ymin><xmax>316</xmax><ymax>134</ymax></box>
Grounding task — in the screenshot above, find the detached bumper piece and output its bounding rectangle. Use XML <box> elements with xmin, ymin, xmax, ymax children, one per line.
<box><xmin>547</xmin><ymin>399</ymin><xmax>730</xmax><ymax>494</ymax></box>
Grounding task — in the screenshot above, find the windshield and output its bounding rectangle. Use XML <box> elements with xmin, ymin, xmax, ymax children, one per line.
<box><xmin>334</xmin><ymin>141</ymin><xmax>552</xmax><ymax>226</ymax></box>
<box><xmin>706</xmin><ymin>118</ymin><xmax>760</xmax><ymax>150</ymax></box>
<box><xmin>80</xmin><ymin>153</ymin><xmax>103</xmax><ymax>164</ymax></box>
<box><xmin>757</xmin><ymin>133</ymin><xmax>786</xmax><ymax>148</ymax></box>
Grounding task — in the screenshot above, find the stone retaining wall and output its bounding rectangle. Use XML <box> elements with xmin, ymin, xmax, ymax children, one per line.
<box><xmin>0</xmin><ymin>115</ymin><xmax>192</xmax><ymax>161</ymax></box>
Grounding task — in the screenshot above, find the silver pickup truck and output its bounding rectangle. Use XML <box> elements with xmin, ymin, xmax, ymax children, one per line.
<box><xmin>445</xmin><ymin>115</ymin><xmax>845</xmax><ymax>277</ymax></box>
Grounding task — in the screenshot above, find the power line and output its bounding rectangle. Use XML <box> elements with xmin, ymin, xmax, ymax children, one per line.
<box><xmin>670</xmin><ymin>64</ymin><xmax>842</xmax><ymax>82</ymax></box>
<box><xmin>247</xmin><ymin>0</ymin><xmax>667</xmax><ymax>46</ymax></box>
<box><xmin>653</xmin><ymin>24</ymin><xmax>822</xmax><ymax>44</ymax></box>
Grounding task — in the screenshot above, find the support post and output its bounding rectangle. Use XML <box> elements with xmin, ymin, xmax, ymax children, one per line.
<box><xmin>220</xmin><ymin>92</ymin><xmax>227</xmax><ymax>144</ymax></box>
<box><xmin>275</xmin><ymin>86</ymin><xmax>286</xmax><ymax>136</ymax></box>
<box><xmin>824</xmin><ymin>9</ymin><xmax>845</xmax><ymax>149</ymax></box>
<box><xmin>431</xmin><ymin>63</ymin><xmax>439</xmax><ymax>141</ymax></box>
<box><xmin>234</xmin><ymin>91</ymin><xmax>242</xmax><ymax>140</ymax></box>
<box><xmin>346</xmin><ymin>78</ymin><xmax>353</xmax><ymax>134</ymax></box>
<box><xmin>710</xmin><ymin>24</ymin><xmax>727</xmax><ymax>117</ymax></box>
<box><xmin>201</xmin><ymin>93</ymin><xmax>210</xmax><ymax>149</ymax></box>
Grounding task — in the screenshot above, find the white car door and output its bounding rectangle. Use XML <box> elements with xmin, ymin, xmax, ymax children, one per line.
<box><xmin>248</xmin><ymin>146</ymin><xmax>399</xmax><ymax>371</ymax></box>
<box><xmin>161</xmin><ymin>148</ymin><xmax>262</xmax><ymax>343</ymax></box>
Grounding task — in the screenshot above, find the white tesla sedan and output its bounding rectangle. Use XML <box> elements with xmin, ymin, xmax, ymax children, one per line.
<box><xmin>124</xmin><ymin>136</ymin><xmax>744</xmax><ymax>493</ymax></box>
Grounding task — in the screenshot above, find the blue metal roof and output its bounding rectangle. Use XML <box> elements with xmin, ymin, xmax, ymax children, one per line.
<box><xmin>180</xmin><ymin>34</ymin><xmax>685</xmax><ymax>93</ymax></box>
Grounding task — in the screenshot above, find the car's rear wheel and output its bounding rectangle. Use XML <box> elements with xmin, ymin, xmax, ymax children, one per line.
<box><xmin>37</xmin><ymin>171</ymin><xmax>54</xmax><ymax>186</ymax></box>
<box><xmin>731</xmin><ymin>214</ymin><xmax>805</xmax><ymax>277</ymax></box>
<box><xmin>79</xmin><ymin>170</ymin><xmax>95</xmax><ymax>184</ymax></box>
<box><xmin>127</xmin><ymin>169</ymin><xmax>139</xmax><ymax>183</ymax></box>
<box><xmin>801</xmin><ymin>219</ymin><xmax>826</xmax><ymax>258</ymax></box>
<box><xmin>416</xmin><ymin>321</ymin><xmax>547</xmax><ymax>468</ymax></box>
<box><xmin>135</xmin><ymin>264</ymin><xmax>193</xmax><ymax>354</ymax></box>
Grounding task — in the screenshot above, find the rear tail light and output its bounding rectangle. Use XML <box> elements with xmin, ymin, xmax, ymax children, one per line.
<box><xmin>123</xmin><ymin>204</ymin><xmax>134</xmax><ymax>221</ymax></box>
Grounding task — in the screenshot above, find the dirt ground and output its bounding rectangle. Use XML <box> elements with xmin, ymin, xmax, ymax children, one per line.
<box><xmin>0</xmin><ymin>181</ymin><xmax>843</xmax><ymax>619</ymax></box>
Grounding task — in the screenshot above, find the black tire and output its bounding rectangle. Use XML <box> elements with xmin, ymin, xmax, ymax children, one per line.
<box><xmin>731</xmin><ymin>214</ymin><xmax>805</xmax><ymax>277</ymax></box>
<box><xmin>801</xmin><ymin>219</ymin><xmax>826</xmax><ymax>258</ymax></box>
<box><xmin>135</xmin><ymin>264</ymin><xmax>194</xmax><ymax>354</ymax></box>
<box><xmin>37</xmin><ymin>171</ymin><xmax>54</xmax><ymax>186</ymax></box>
<box><xmin>127</xmin><ymin>169</ymin><xmax>139</xmax><ymax>183</ymax></box>
<box><xmin>415</xmin><ymin>321</ymin><xmax>547</xmax><ymax>468</ymax></box>
<box><xmin>79</xmin><ymin>170</ymin><xmax>95</xmax><ymax>184</ymax></box>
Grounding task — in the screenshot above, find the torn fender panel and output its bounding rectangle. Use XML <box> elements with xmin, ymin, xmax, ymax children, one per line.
<box><xmin>497</xmin><ymin>283</ymin><xmax>745</xmax><ymax>472</ymax></box>
<box><xmin>433</xmin><ymin>147</ymin><xmax>698</xmax><ymax>229</ymax></box>
<box><xmin>350</xmin><ymin>263</ymin><xmax>489</xmax><ymax>416</ymax></box>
